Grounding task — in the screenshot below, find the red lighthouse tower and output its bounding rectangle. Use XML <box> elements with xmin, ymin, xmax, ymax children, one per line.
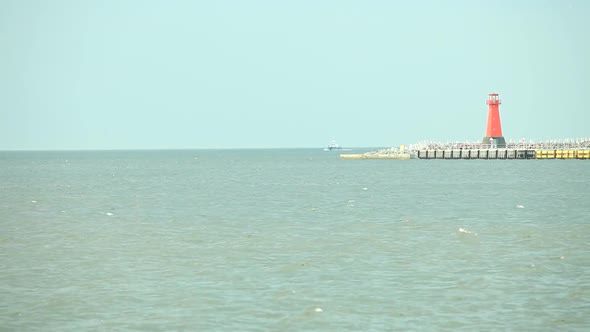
<box><xmin>482</xmin><ymin>93</ymin><xmax>506</xmax><ymax>147</ymax></box>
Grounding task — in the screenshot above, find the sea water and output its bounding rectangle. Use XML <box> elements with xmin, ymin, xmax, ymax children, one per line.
<box><xmin>1</xmin><ymin>149</ymin><xmax>589</xmax><ymax>331</ymax></box>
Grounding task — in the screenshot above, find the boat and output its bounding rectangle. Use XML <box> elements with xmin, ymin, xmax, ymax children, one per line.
<box><xmin>324</xmin><ymin>141</ymin><xmax>342</xmax><ymax>151</ymax></box>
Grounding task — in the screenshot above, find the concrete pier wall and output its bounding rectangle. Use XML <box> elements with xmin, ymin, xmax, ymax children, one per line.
<box><xmin>416</xmin><ymin>149</ymin><xmax>589</xmax><ymax>160</ymax></box>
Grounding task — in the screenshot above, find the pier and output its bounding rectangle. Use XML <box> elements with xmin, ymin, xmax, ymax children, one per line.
<box><xmin>410</xmin><ymin>140</ymin><xmax>590</xmax><ymax>160</ymax></box>
<box><xmin>339</xmin><ymin>140</ymin><xmax>590</xmax><ymax>160</ymax></box>
<box><xmin>415</xmin><ymin>148</ymin><xmax>590</xmax><ymax>160</ymax></box>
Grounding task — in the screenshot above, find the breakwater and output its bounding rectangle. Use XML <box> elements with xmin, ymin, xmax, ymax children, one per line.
<box><xmin>411</xmin><ymin>139</ymin><xmax>590</xmax><ymax>160</ymax></box>
<box><xmin>340</xmin><ymin>139</ymin><xmax>590</xmax><ymax>160</ymax></box>
<box><xmin>340</xmin><ymin>149</ymin><xmax>411</xmax><ymax>160</ymax></box>
<box><xmin>416</xmin><ymin>149</ymin><xmax>590</xmax><ymax>160</ymax></box>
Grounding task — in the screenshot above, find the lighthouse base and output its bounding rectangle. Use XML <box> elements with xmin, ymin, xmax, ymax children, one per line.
<box><xmin>482</xmin><ymin>136</ymin><xmax>506</xmax><ymax>148</ymax></box>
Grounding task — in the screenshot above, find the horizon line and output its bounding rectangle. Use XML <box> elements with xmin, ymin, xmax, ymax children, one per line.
<box><xmin>0</xmin><ymin>146</ymin><xmax>389</xmax><ymax>152</ymax></box>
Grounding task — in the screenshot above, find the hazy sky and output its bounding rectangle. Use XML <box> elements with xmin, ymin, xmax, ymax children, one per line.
<box><xmin>1</xmin><ymin>0</ymin><xmax>588</xmax><ymax>150</ymax></box>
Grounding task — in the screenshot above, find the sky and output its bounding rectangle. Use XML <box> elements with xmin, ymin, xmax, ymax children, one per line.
<box><xmin>1</xmin><ymin>0</ymin><xmax>588</xmax><ymax>150</ymax></box>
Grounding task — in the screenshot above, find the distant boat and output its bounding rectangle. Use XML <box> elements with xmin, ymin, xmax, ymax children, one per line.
<box><xmin>324</xmin><ymin>141</ymin><xmax>342</xmax><ymax>151</ymax></box>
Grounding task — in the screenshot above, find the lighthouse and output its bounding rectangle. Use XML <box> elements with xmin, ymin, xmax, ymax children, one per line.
<box><xmin>482</xmin><ymin>93</ymin><xmax>506</xmax><ymax>148</ymax></box>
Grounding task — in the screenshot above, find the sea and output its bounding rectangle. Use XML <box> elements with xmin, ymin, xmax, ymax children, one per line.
<box><xmin>1</xmin><ymin>149</ymin><xmax>589</xmax><ymax>331</ymax></box>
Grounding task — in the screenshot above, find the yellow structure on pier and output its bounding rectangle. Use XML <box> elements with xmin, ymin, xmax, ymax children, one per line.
<box><xmin>535</xmin><ymin>150</ymin><xmax>590</xmax><ymax>159</ymax></box>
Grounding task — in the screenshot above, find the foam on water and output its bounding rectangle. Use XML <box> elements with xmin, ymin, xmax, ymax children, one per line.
<box><xmin>458</xmin><ymin>227</ymin><xmax>478</xmax><ymax>236</ymax></box>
